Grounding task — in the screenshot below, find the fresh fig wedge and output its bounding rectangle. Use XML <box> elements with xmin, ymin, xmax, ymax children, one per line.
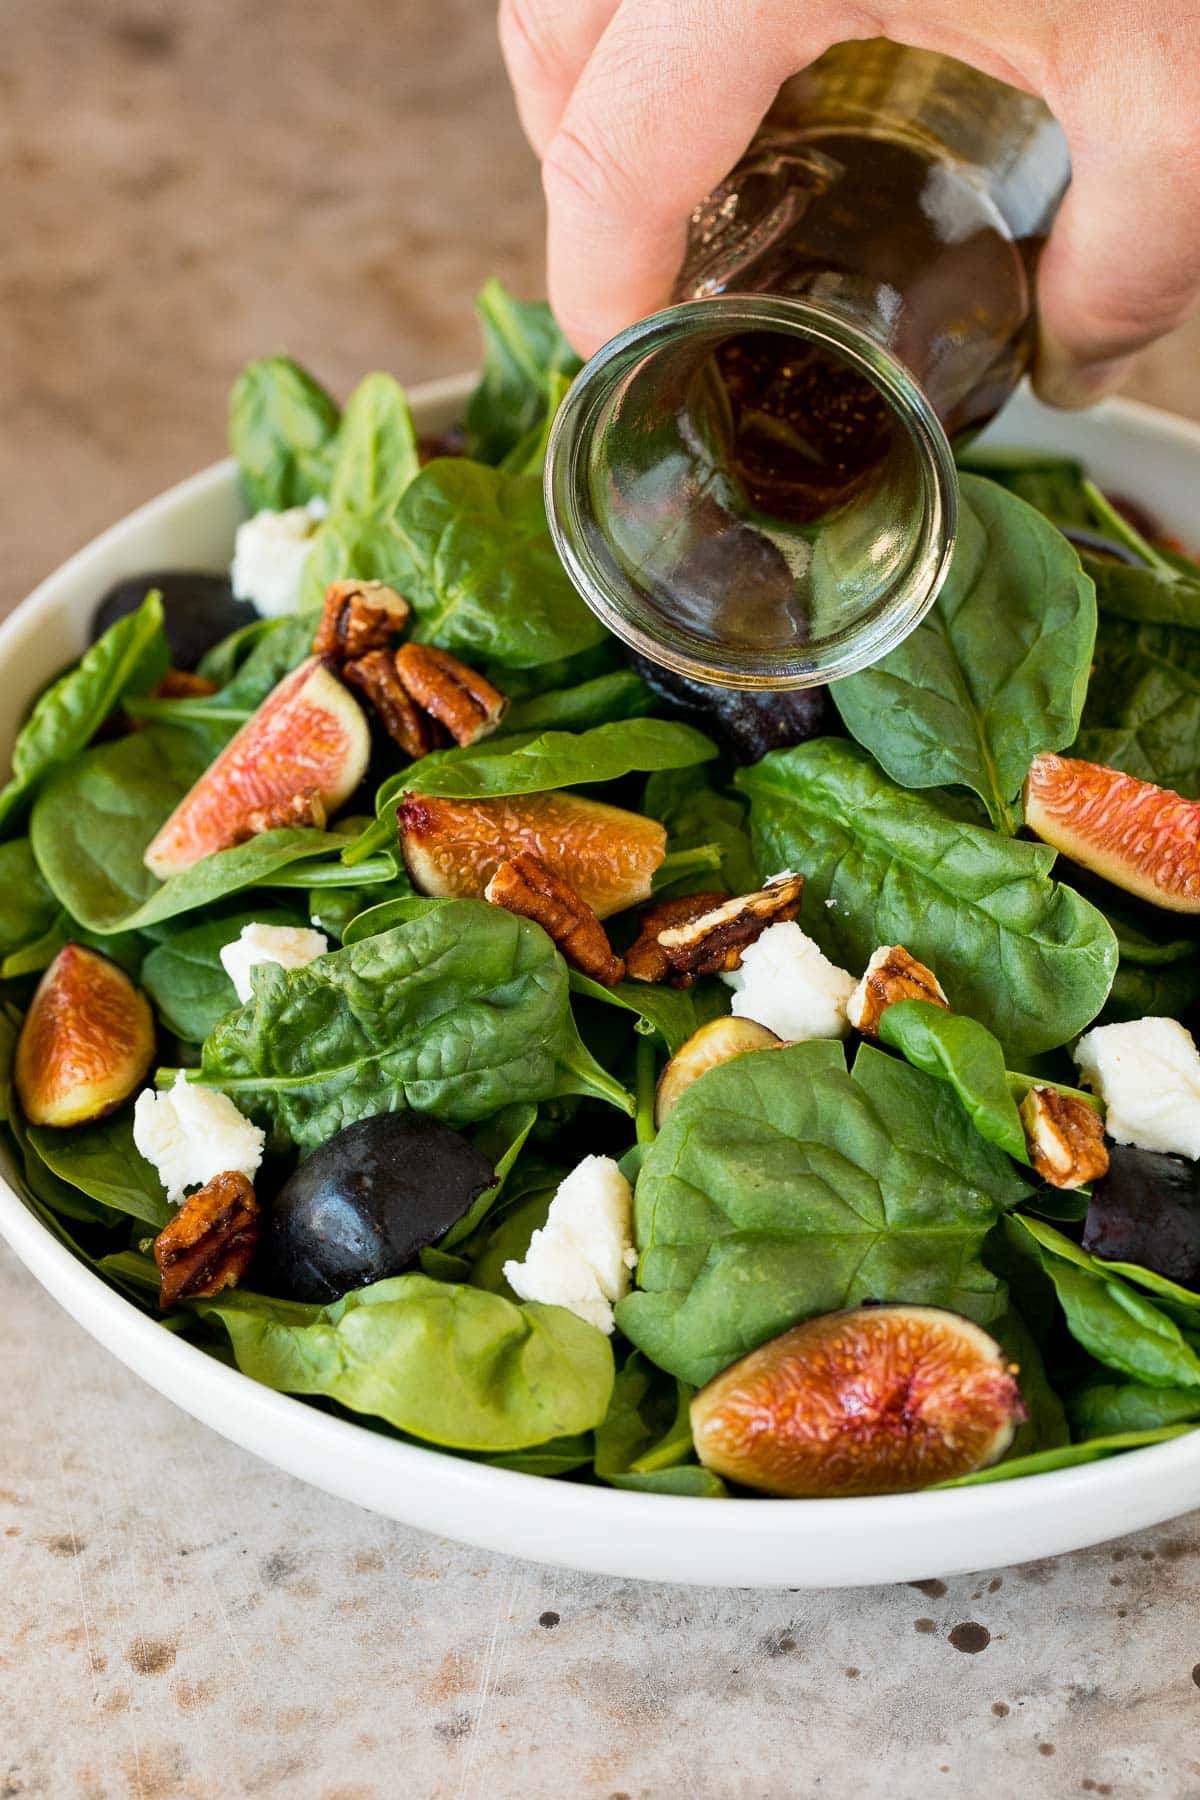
<box><xmin>14</xmin><ymin>944</ymin><xmax>155</xmax><ymax>1128</ymax></box>
<box><xmin>690</xmin><ymin>1304</ymin><xmax>1025</xmax><ymax>1497</ymax></box>
<box><xmin>1083</xmin><ymin>1145</ymin><xmax>1200</xmax><ymax>1288</ymax></box>
<box><xmin>655</xmin><ymin>1017</ymin><xmax>781</xmax><ymax>1127</ymax></box>
<box><xmin>1024</xmin><ymin>754</ymin><xmax>1200</xmax><ymax>913</ymax></box>
<box><xmin>144</xmin><ymin>657</ymin><xmax>370</xmax><ymax>879</ymax></box>
<box><xmin>398</xmin><ymin>791</ymin><xmax>667</xmax><ymax>920</ymax></box>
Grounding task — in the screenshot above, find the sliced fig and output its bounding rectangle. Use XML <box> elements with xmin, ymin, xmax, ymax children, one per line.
<box><xmin>92</xmin><ymin>572</ymin><xmax>257</xmax><ymax>670</ymax></box>
<box><xmin>1082</xmin><ymin>1145</ymin><xmax>1200</xmax><ymax>1288</ymax></box>
<box><xmin>14</xmin><ymin>943</ymin><xmax>155</xmax><ymax>1128</ymax></box>
<box><xmin>654</xmin><ymin>1016</ymin><xmax>781</xmax><ymax>1127</ymax></box>
<box><xmin>398</xmin><ymin>791</ymin><xmax>667</xmax><ymax>920</ymax></box>
<box><xmin>1024</xmin><ymin>754</ymin><xmax>1200</xmax><ymax>913</ymax></box>
<box><xmin>690</xmin><ymin>1304</ymin><xmax>1025</xmax><ymax>1497</ymax></box>
<box><xmin>144</xmin><ymin>657</ymin><xmax>370</xmax><ymax>879</ymax></box>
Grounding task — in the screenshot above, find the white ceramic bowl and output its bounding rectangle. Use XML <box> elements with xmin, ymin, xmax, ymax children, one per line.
<box><xmin>3</xmin><ymin>376</ymin><xmax>1199</xmax><ymax>1588</ymax></box>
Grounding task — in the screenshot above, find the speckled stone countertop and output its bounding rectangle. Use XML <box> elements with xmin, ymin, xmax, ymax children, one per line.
<box><xmin>4</xmin><ymin>6</ymin><xmax>1200</xmax><ymax>1796</ymax></box>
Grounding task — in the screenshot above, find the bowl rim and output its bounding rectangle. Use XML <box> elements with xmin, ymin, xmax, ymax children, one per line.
<box><xmin>3</xmin><ymin>374</ymin><xmax>1200</xmax><ymax>1559</ymax></box>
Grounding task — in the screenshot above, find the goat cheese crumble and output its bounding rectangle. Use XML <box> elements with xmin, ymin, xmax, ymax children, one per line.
<box><xmin>723</xmin><ymin>920</ymin><xmax>855</xmax><ymax>1042</ymax></box>
<box><xmin>133</xmin><ymin>1072</ymin><xmax>265</xmax><ymax>1205</ymax></box>
<box><xmin>230</xmin><ymin>496</ymin><xmax>327</xmax><ymax>618</ymax></box>
<box><xmin>219</xmin><ymin>921</ymin><xmax>329</xmax><ymax>1004</ymax></box>
<box><xmin>1073</xmin><ymin>1016</ymin><xmax>1200</xmax><ymax>1159</ymax></box>
<box><xmin>503</xmin><ymin>1154</ymin><xmax>637</xmax><ymax>1335</ymax></box>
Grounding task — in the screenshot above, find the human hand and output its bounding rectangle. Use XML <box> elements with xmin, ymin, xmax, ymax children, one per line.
<box><xmin>499</xmin><ymin>0</ymin><xmax>1200</xmax><ymax>405</ymax></box>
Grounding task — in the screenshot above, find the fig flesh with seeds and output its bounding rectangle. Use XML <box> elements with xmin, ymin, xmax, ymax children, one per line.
<box><xmin>1024</xmin><ymin>753</ymin><xmax>1200</xmax><ymax>913</ymax></box>
<box><xmin>14</xmin><ymin>943</ymin><xmax>155</xmax><ymax>1128</ymax></box>
<box><xmin>654</xmin><ymin>1016</ymin><xmax>781</xmax><ymax>1127</ymax></box>
<box><xmin>690</xmin><ymin>1304</ymin><xmax>1025</xmax><ymax>1496</ymax></box>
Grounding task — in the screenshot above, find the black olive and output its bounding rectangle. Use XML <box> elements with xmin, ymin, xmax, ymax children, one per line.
<box><xmin>1082</xmin><ymin>1145</ymin><xmax>1200</xmax><ymax>1287</ymax></box>
<box><xmin>262</xmin><ymin>1113</ymin><xmax>494</xmax><ymax>1303</ymax></box>
<box><xmin>92</xmin><ymin>572</ymin><xmax>258</xmax><ymax>670</ymax></box>
<box><xmin>627</xmin><ymin>650</ymin><xmax>833</xmax><ymax>764</ymax></box>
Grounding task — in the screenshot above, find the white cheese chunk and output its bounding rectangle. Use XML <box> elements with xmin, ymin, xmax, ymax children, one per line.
<box><xmin>722</xmin><ymin>920</ymin><xmax>855</xmax><ymax>1042</ymax></box>
<box><xmin>503</xmin><ymin>1154</ymin><xmax>637</xmax><ymax>1335</ymax></box>
<box><xmin>219</xmin><ymin>921</ymin><xmax>329</xmax><ymax>1004</ymax></box>
<box><xmin>230</xmin><ymin>497</ymin><xmax>327</xmax><ymax>618</ymax></box>
<box><xmin>1073</xmin><ymin>1017</ymin><xmax>1200</xmax><ymax>1159</ymax></box>
<box><xmin>132</xmin><ymin>1072</ymin><xmax>265</xmax><ymax>1205</ymax></box>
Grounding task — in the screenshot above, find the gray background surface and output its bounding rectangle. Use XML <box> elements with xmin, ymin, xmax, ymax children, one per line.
<box><xmin>3</xmin><ymin>3</ymin><xmax>1200</xmax><ymax>1794</ymax></box>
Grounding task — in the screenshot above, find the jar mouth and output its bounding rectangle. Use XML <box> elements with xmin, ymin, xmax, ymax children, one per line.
<box><xmin>544</xmin><ymin>295</ymin><xmax>959</xmax><ymax>691</ymax></box>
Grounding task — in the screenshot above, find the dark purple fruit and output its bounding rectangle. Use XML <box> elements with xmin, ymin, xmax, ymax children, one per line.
<box><xmin>263</xmin><ymin>1113</ymin><xmax>494</xmax><ymax>1303</ymax></box>
<box><xmin>92</xmin><ymin>572</ymin><xmax>257</xmax><ymax>670</ymax></box>
<box><xmin>626</xmin><ymin>651</ymin><xmax>833</xmax><ymax>764</ymax></box>
<box><xmin>1082</xmin><ymin>1145</ymin><xmax>1200</xmax><ymax>1288</ymax></box>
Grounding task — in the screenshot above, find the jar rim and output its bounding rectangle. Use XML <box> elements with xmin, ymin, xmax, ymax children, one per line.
<box><xmin>544</xmin><ymin>295</ymin><xmax>960</xmax><ymax>691</ymax></box>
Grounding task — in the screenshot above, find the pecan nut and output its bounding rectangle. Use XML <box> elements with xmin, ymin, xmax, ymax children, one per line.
<box><xmin>153</xmin><ymin>668</ymin><xmax>219</xmax><ymax>700</ymax></box>
<box><xmin>313</xmin><ymin>580</ymin><xmax>412</xmax><ymax>663</ymax></box>
<box><xmin>1020</xmin><ymin>1087</ymin><xmax>1110</xmax><ymax>1190</ymax></box>
<box><xmin>343</xmin><ymin>649</ymin><xmax>435</xmax><ymax>760</ymax></box>
<box><xmin>153</xmin><ymin>1171</ymin><xmax>260</xmax><ymax>1309</ymax></box>
<box><xmin>235</xmin><ymin>787</ymin><xmax>328</xmax><ymax>841</ymax></box>
<box><xmin>651</xmin><ymin>872</ymin><xmax>806</xmax><ymax>983</ymax></box>
<box><xmin>845</xmin><ymin>944</ymin><xmax>949</xmax><ymax>1038</ymax></box>
<box><xmin>625</xmin><ymin>892</ymin><xmax>729</xmax><ymax>985</ymax></box>
<box><xmin>395</xmin><ymin>642</ymin><xmax>507</xmax><ymax>746</ymax></box>
<box><xmin>485</xmin><ymin>853</ymin><xmax>624</xmax><ymax>986</ymax></box>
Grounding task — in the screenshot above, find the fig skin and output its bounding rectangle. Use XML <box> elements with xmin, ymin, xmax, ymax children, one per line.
<box><xmin>1024</xmin><ymin>754</ymin><xmax>1200</xmax><ymax>913</ymax></box>
<box><xmin>690</xmin><ymin>1304</ymin><xmax>1025</xmax><ymax>1497</ymax></box>
<box><xmin>262</xmin><ymin>1112</ymin><xmax>495</xmax><ymax>1303</ymax></box>
<box><xmin>1083</xmin><ymin>1145</ymin><xmax>1200</xmax><ymax>1288</ymax></box>
<box><xmin>92</xmin><ymin>572</ymin><xmax>257</xmax><ymax>671</ymax></box>
<box><xmin>14</xmin><ymin>943</ymin><xmax>155</xmax><ymax>1128</ymax></box>
<box><xmin>144</xmin><ymin>657</ymin><xmax>371</xmax><ymax>879</ymax></box>
<box><xmin>654</xmin><ymin>1017</ymin><xmax>781</xmax><ymax>1127</ymax></box>
<box><xmin>627</xmin><ymin>652</ymin><xmax>833</xmax><ymax>765</ymax></box>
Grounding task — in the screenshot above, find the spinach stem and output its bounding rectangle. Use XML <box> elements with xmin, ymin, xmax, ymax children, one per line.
<box><xmin>1083</xmin><ymin>480</ymin><xmax>1180</xmax><ymax>581</ymax></box>
<box><xmin>634</xmin><ymin>1036</ymin><xmax>658</xmax><ymax>1145</ymax></box>
<box><xmin>123</xmin><ymin>697</ymin><xmax>252</xmax><ymax>725</ymax></box>
<box><xmin>270</xmin><ymin>854</ymin><xmax>397</xmax><ymax>888</ymax></box>
<box><xmin>652</xmin><ymin>843</ymin><xmax>723</xmax><ymax>892</ymax></box>
<box><xmin>340</xmin><ymin>817</ymin><xmax>392</xmax><ymax>867</ymax></box>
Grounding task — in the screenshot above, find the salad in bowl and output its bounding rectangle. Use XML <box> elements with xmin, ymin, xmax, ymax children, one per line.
<box><xmin>3</xmin><ymin>280</ymin><xmax>1200</xmax><ymax>1507</ymax></box>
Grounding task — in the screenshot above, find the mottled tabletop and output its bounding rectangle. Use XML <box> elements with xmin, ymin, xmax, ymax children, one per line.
<box><xmin>4</xmin><ymin>5</ymin><xmax>1200</xmax><ymax>1796</ymax></box>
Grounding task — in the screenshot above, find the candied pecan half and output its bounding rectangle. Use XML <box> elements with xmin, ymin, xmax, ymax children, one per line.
<box><xmin>153</xmin><ymin>668</ymin><xmax>219</xmax><ymax>700</ymax></box>
<box><xmin>313</xmin><ymin>580</ymin><xmax>412</xmax><ymax>663</ymax></box>
<box><xmin>653</xmin><ymin>873</ymin><xmax>806</xmax><ymax>983</ymax></box>
<box><xmin>153</xmin><ymin>1171</ymin><xmax>259</xmax><ymax>1309</ymax></box>
<box><xmin>234</xmin><ymin>787</ymin><xmax>328</xmax><ymax>841</ymax></box>
<box><xmin>625</xmin><ymin>892</ymin><xmax>729</xmax><ymax>986</ymax></box>
<box><xmin>1019</xmin><ymin>1087</ymin><xmax>1110</xmax><ymax>1190</ymax></box>
<box><xmin>845</xmin><ymin>945</ymin><xmax>949</xmax><ymax>1038</ymax></box>
<box><xmin>395</xmin><ymin>642</ymin><xmax>507</xmax><ymax>746</ymax></box>
<box><xmin>485</xmin><ymin>853</ymin><xmax>624</xmax><ymax>985</ymax></box>
<box><xmin>343</xmin><ymin>649</ymin><xmax>435</xmax><ymax>760</ymax></box>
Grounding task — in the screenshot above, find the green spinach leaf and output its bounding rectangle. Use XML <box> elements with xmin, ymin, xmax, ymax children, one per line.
<box><xmin>229</xmin><ymin>355</ymin><xmax>341</xmax><ymax>510</ymax></box>
<box><xmin>141</xmin><ymin>906</ymin><xmax>306</xmax><ymax>1041</ymax></box>
<box><xmin>737</xmin><ymin>739</ymin><xmax>1117</xmax><ymax>1060</ymax></box>
<box><xmin>405</xmin><ymin>719</ymin><xmax>715</xmax><ymax>801</ymax></box>
<box><xmin>503</xmin><ymin>670</ymin><xmax>656</xmax><ymax>735</ymax></box>
<box><xmin>199</xmin><ymin>1273</ymin><xmax>613</xmax><ymax>1451</ymax></box>
<box><xmin>643</xmin><ymin>767</ymin><xmax>759</xmax><ymax>896</ymax></box>
<box><xmin>27</xmin><ymin>1114</ymin><xmax>170</xmax><ymax>1230</ymax></box>
<box><xmin>955</xmin><ymin>448</ymin><xmax>1093</xmax><ymax>526</ymax></box>
<box><xmin>878</xmin><ymin>1000</ymin><xmax>1027</xmax><ymax>1162</ymax></box>
<box><xmin>465</xmin><ymin>278</ymin><xmax>581</xmax><ymax>465</ymax></box>
<box><xmin>200</xmin><ymin>899</ymin><xmax>632</xmax><ymax>1148</ymax></box>
<box><xmin>1069</xmin><ymin>1380</ymin><xmax>1200</xmax><ymax>1438</ymax></box>
<box><xmin>569</xmin><ymin>972</ymin><xmax>725</xmax><ymax>1058</ymax></box>
<box><xmin>0</xmin><ymin>839</ymin><xmax>59</xmax><ymax>960</ymax></box>
<box><xmin>618</xmin><ymin>1039</ymin><xmax>1030</xmax><ymax>1386</ymax></box>
<box><xmin>834</xmin><ymin>476</ymin><xmax>1096</xmax><ymax>832</ymax></box>
<box><xmin>936</xmin><ymin>1425</ymin><xmax>1194</xmax><ymax>1485</ymax></box>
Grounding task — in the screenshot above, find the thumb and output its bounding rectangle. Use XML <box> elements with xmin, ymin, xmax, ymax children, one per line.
<box><xmin>1034</xmin><ymin>60</ymin><xmax>1200</xmax><ymax>407</ymax></box>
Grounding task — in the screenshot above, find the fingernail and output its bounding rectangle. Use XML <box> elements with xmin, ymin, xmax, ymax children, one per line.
<box><xmin>1033</xmin><ymin>334</ymin><xmax>1137</xmax><ymax>411</ymax></box>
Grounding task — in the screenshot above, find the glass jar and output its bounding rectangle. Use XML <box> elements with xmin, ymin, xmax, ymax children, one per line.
<box><xmin>545</xmin><ymin>40</ymin><xmax>1070</xmax><ymax>689</ymax></box>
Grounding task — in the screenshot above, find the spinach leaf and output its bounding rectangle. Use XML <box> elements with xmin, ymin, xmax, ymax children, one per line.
<box><xmin>1084</xmin><ymin>550</ymin><xmax>1200</xmax><ymax>630</ymax></box>
<box><xmin>737</xmin><ymin>739</ymin><xmax>1118</xmax><ymax>1061</ymax></box>
<box><xmin>503</xmin><ymin>670</ymin><xmax>656</xmax><ymax>735</ymax></box>
<box><xmin>1013</xmin><ymin>1215</ymin><xmax>1200</xmax><ymax>1388</ymax></box>
<box><xmin>1101</xmin><ymin>957</ymin><xmax>1200</xmax><ymax>1027</ymax></box>
<box><xmin>1073</xmin><ymin>612</ymin><xmax>1200</xmax><ymax>796</ymax></box>
<box><xmin>0</xmin><ymin>840</ymin><xmax>59</xmax><ymax>960</ymax></box>
<box><xmin>610</xmin><ymin>1466</ymin><xmax>729</xmax><ymax>1495</ymax></box>
<box><xmin>936</xmin><ymin>1426</ymin><xmax>1194</xmax><ymax>1485</ymax></box>
<box><xmin>404</xmin><ymin>719</ymin><xmax>715</xmax><ymax>801</ymax></box>
<box><xmin>468</xmin><ymin>1183</ymin><xmax>557</xmax><ymax>1299</ymax></box>
<box><xmin>229</xmin><ymin>355</ymin><xmax>341</xmax><ymax>510</ymax></box>
<box><xmin>499</xmin><ymin>371</ymin><xmax>572</xmax><ymax>478</ymax></box>
<box><xmin>199</xmin><ymin>1273</ymin><xmax>613</xmax><ymax>1451</ymax></box>
<box><xmin>128</xmin><ymin>611</ymin><xmax>323</xmax><ymax>743</ymax></box>
<box><xmin>29</xmin><ymin>725</ymin><xmax>350</xmax><ymax>935</ymax></box>
<box><xmin>833</xmin><ymin>476</ymin><xmax>1096</xmax><ymax>832</ymax></box>
<box><xmin>0</xmin><ymin>590</ymin><xmax>168</xmax><ymax>834</ymax></box>
<box><xmin>307</xmin><ymin>875</ymin><xmax>416</xmax><ymax>942</ymax></box>
<box><xmin>438</xmin><ymin>1102</ymin><xmax>539</xmax><ymax>1251</ymax></box>
<box><xmin>27</xmin><ymin>1115</ymin><xmax>171</xmax><ymax>1230</ymax></box>
<box><xmin>195</xmin><ymin>614</ymin><xmax>281</xmax><ymax>689</ymax></box>
<box><xmin>465</xmin><ymin>278</ymin><xmax>581</xmax><ymax>465</ymax></box>
<box><xmin>569</xmin><ymin>972</ymin><xmax>725</xmax><ymax>1058</ymax></box>
<box><xmin>618</xmin><ymin>1040</ymin><xmax>1030</xmax><ymax>1386</ymax></box>
<box><xmin>643</xmin><ymin>767</ymin><xmax>759</xmax><ymax>896</ymax></box>
<box><xmin>594</xmin><ymin>1350</ymin><xmax>700</xmax><ymax>1479</ymax></box>
<box><xmin>339</xmin><ymin>894</ymin><xmax>448</xmax><ymax>946</ymax></box>
<box><xmin>141</xmin><ymin>906</ymin><xmax>306</xmax><ymax>1041</ymax></box>
<box><xmin>1069</xmin><ymin>1380</ymin><xmax>1200</xmax><ymax>1438</ymax></box>
<box><xmin>199</xmin><ymin>899</ymin><xmax>632</xmax><ymax>1148</ymax></box>
<box><xmin>955</xmin><ymin>448</ymin><xmax>1092</xmax><ymax>526</ymax></box>
<box><xmin>878</xmin><ymin>1000</ymin><xmax>1027</xmax><ymax>1162</ymax></box>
